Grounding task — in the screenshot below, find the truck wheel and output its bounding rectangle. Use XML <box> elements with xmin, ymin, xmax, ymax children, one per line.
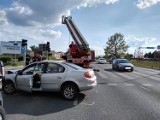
<box><xmin>3</xmin><ymin>81</ymin><xmax>16</xmax><ymax>95</ymax></box>
<box><xmin>0</xmin><ymin>106</ymin><xmax>6</xmax><ymax>120</ymax></box>
<box><xmin>61</xmin><ymin>84</ymin><xmax>78</xmax><ymax>101</ymax></box>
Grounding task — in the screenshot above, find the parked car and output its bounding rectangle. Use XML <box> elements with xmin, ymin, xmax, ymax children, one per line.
<box><xmin>97</xmin><ymin>58</ymin><xmax>107</xmax><ymax>64</ymax></box>
<box><xmin>109</xmin><ymin>57</ymin><xmax>116</xmax><ymax>64</ymax></box>
<box><xmin>2</xmin><ymin>60</ymin><xmax>97</xmax><ymax>100</ymax></box>
<box><xmin>0</xmin><ymin>61</ymin><xmax>6</xmax><ymax>120</ymax></box>
<box><xmin>112</xmin><ymin>59</ymin><xmax>134</xmax><ymax>71</ymax></box>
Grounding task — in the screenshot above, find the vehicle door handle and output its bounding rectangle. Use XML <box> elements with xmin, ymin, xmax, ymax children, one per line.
<box><xmin>57</xmin><ymin>76</ymin><xmax>62</xmax><ymax>79</ymax></box>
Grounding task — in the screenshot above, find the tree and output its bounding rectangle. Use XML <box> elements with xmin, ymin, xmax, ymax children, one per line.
<box><xmin>104</xmin><ymin>33</ymin><xmax>129</xmax><ymax>58</ymax></box>
<box><xmin>30</xmin><ymin>45</ymin><xmax>38</xmax><ymax>51</ymax></box>
<box><xmin>124</xmin><ymin>53</ymin><xmax>133</xmax><ymax>60</ymax></box>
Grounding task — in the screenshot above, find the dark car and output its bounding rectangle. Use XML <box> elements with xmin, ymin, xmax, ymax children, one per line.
<box><xmin>0</xmin><ymin>61</ymin><xmax>6</xmax><ymax>120</ymax></box>
<box><xmin>109</xmin><ymin>57</ymin><xmax>116</xmax><ymax>64</ymax></box>
<box><xmin>112</xmin><ymin>59</ymin><xmax>134</xmax><ymax>72</ymax></box>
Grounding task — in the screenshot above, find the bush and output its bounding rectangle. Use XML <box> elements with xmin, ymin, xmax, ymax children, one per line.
<box><xmin>0</xmin><ymin>56</ymin><xmax>12</xmax><ymax>63</ymax></box>
<box><xmin>17</xmin><ymin>56</ymin><xmax>24</xmax><ymax>61</ymax></box>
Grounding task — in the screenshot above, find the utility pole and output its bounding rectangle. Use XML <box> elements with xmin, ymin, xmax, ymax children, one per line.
<box><xmin>22</xmin><ymin>39</ymin><xmax>28</xmax><ymax>66</ymax></box>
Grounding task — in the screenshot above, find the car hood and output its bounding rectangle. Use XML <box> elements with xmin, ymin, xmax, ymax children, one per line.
<box><xmin>119</xmin><ymin>63</ymin><xmax>133</xmax><ymax>66</ymax></box>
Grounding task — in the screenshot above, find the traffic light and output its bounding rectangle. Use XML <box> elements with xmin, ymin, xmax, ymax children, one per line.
<box><xmin>22</xmin><ymin>39</ymin><xmax>27</xmax><ymax>46</ymax></box>
<box><xmin>46</xmin><ymin>42</ymin><xmax>50</xmax><ymax>51</ymax></box>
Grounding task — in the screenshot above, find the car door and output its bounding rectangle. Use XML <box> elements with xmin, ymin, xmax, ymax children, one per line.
<box><xmin>41</xmin><ymin>62</ymin><xmax>67</xmax><ymax>90</ymax></box>
<box><xmin>16</xmin><ymin>63</ymin><xmax>37</xmax><ymax>92</ymax></box>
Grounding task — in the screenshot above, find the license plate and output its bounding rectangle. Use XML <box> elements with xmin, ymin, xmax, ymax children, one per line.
<box><xmin>125</xmin><ymin>67</ymin><xmax>131</xmax><ymax>69</ymax></box>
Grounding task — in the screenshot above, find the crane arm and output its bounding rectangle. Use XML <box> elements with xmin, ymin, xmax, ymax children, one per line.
<box><xmin>62</xmin><ymin>16</ymin><xmax>90</xmax><ymax>51</ymax></box>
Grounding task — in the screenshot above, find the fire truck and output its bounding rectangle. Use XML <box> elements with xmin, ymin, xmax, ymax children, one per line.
<box><xmin>62</xmin><ymin>16</ymin><xmax>95</xmax><ymax>68</ymax></box>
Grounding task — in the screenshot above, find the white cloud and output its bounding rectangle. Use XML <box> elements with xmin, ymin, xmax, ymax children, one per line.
<box><xmin>125</xmin><ymin>35</ymin><xmax>159</xmax><ymax>54</ymax></box>
<box><xmin>126</xmin><ymin>35</ymin><xmax>158</xmax><ymax>47</ymax></box>
<box><xmin>0</xmin><ymin>0</ymin><xmax>120</xmax><ymax>47</ymax></box>
<box><xmin>40</xmin><ymin>29</ymin><xmax>61</xmax><ymax>39</ymax></box>
<box><xmin>0</xmin><ymin>10</ymin><xmax>8</xmax><ymax>25</ymax></box>
<box><xmin>1</xmin><ymin>0</ymin><xmax>119</xmax><ymax>26</ymax></box>
<box><xmin>78</xmin><ymin>0</ymin><xmax>119</xmax><ymax>8</ymax></box>
<box><xmin>136</xmin><ymin>0</ymin><xmax>160</xmax><ymax>9</ymax></box>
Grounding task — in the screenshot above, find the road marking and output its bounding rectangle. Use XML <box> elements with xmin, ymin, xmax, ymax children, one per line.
<box><xmin>139</xmin><ymin>86</ymin><xmax>151</xmax><ymax>92</ymax></box>
<box><xmin>115</xmin><ymin>72</ymin><xmax>133</xmax><ymax>79</ymax></box>
<box><xmin>124</xmin><ymin>83</ymin><xmax>135</xmax><ymax>86</ymax></box>
<box><xmin>142</xmin><ymin>84</ymin><xmax>153</xmax><ymax>87</ymax></box>
<box><xmin>97</xmin><ymin>72</ymin><xmax>108</xmax><ymax>78</ymax></box>
<box><xmin>108</xmin><ymin>83</ymin><xmax>117</xmax><ymax>86</ymax></box>
<box><xmin>81</xmin><ymin>101</ymin><xmax>95</xmax><ymax>106</ymax></box>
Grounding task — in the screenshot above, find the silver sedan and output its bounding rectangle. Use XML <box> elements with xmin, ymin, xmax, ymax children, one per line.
<box><xmin>2</xmin><ymin>61</ymin><xmax>97</xmax><ymax>100</ymax></box>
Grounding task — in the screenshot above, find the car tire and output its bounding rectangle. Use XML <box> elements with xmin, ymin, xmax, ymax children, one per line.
<box><xmin>61</xmin><ymin>84</ymin><xmax>78</xmax><ymax>101</ymax></box>
<box><xmin>116</xmin><ymin>66</ymin><xmax>119</xmax><ymax>71</ymax></box>
<box><xmin>112</xmin><ymin>66</ymin><xmax>114</xmax><ymax>70</ymax></box>
<box><xmin>0</xmin><ymin>106</ymin><xmax>6</xmax><ymax>120</ymax></box>
<box><xmin>2</xmin><ymin>81</ymin><xmax>16</xmax><ymax>95</ymax></box>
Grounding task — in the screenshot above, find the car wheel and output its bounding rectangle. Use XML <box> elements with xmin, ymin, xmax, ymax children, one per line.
<box><xmin>112</xmin><ymin>66</ymin><xmax>114</xmax><ymax>70</ymax></box>
<box><xmin>0</xmin><ymin>106</ymin><xmax>6</xmax><ymax>120</ymax></box>
<box><xmin>116</xmin><ymin>66</ymin><xmax>119</xmax><ymax>71</ymax></box>
<box><xmin>61</xmin><ymin>84</ymin><xmax>78</xmax><ymax>101</ymax></box>
<box><xmin>2</xmin><ymin>81</ymin><xmax>16</xmax><ymax>95</ymax></box>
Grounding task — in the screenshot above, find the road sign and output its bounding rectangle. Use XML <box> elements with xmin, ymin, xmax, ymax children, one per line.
<box><xmin>146</xmin><ymin>47</ymin><xmax>155</xmax><ymax>49</ymax></box>
<box><xmin>0</xmin><ymin>41</ymin><xmax>22</xmax><ymax>54</ymax></box>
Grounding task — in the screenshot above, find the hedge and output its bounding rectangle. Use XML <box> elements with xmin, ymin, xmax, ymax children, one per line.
<box><xmin>0</xmin><ymin>56</ymin><xmax>12</xmax><ymax>63</ymax></box>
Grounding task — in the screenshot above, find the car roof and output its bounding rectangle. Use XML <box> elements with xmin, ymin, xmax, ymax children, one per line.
<box><xmin>116</xmin><ymin>59</ymin><xmax>128</xmax><ymax>61</ymax></box>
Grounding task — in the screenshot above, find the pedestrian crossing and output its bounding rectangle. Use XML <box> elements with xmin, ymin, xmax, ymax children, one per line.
<box><xmin>96</xmin><ymin>68</ymin><xmax>160</xmax><ymax>89</ymax></box>
<box><xmin>96</xmin><ymin>69</ymin><xmax>160</xmax><ymax>82</ymax></box>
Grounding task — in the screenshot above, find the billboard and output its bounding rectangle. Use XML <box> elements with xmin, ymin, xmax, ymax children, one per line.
<box><xmin>0</xmin><ymin>41</ymin><xmax>22</xmax><ymax>54</ymax></box>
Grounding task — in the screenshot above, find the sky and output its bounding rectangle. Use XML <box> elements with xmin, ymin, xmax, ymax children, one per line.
<box><xmin>0</xmin><ymin>0</ymin><xmax>160</xmax><ymax>56</ymax></box>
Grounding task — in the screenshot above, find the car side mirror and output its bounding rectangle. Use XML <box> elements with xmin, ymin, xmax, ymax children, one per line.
<box><xmin>17</xmin><ymin>70</ymin><xmax>22</xmax><ymax>75</ymax></box>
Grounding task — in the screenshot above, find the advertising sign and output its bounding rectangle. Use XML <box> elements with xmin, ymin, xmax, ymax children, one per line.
<box><xmin>1</xmin><ymin>41</ymin><xmax>22</xmax><ymax>54</ymax></box>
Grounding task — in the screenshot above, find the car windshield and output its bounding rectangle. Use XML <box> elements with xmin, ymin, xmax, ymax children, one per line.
<box><xmin>118</xmin><ymin>60</ymin><xmax>129</xmax><ymax>63</ymax></box>
<box><xmin>63</xmin><ymin>62</ymin><xmax>84</xmax><ymax>70</ymax></box>
<box><xmin>99</xmin><ymin>58</ymin><xmax>105</xmax><ymax>60</ymax></box>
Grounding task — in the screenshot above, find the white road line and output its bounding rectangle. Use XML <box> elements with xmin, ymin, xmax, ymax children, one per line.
<box><xmin>108</xmin><ymin>83</ymin><xmax>117</xmax><ymax>86</ymax></box>
<box><xmin>142</xmin><ymin>84</ymin><xmax>153</xmax><ymax>87</ymax></box>
<box><xmin>139</xmin><ymin>86</ymin><xmax>151</xmax><ymax>92</ymax></box>
<box><xmin>81</xmin><ymin>101</ymin><xmax>95</xmax><ymax>106</ymax></box>
<box><xmin>115</xmin><ymin>72</ymin><xmax>133</xmax><ymax>79</ymax></box>
<box><xmin>124</xmin><ymin>83</ymin><xmax>135</xmax><ymax>86</ymax></box>
<box><xmin>97</xmin><ymin>72</ymin><xmax>108</xmax><ymax>78</ymax></box>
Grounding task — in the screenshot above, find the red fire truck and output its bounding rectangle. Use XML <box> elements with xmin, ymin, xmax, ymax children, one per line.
<box><xmin>62</xmin><ymin>16</ymin><xmax>95</xmax><ymax>68</ymax></box>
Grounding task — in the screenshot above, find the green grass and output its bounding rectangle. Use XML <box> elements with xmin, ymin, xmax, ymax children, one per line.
<box><xmin>131</xmin><ymin>59</ymin><xmax>160</xmax><ymax>70</ymax></box>
<box><xmin>5</xmin><ymin>61</ymin><xmax>24</xmax><ymax>66</ymax></box>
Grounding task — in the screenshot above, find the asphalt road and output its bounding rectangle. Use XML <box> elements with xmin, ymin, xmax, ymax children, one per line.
<box><xmin>2</xmin><ymin>63</ymin><xmax>160</xmax><ymax>120</ymax></box>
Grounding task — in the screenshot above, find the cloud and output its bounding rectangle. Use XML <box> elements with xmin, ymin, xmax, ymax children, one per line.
<box><xmin>40</xmin><ymin>29</ymin><xmax>61</xmax><ymax>39</ymax></box>
<box><xmin>0</xmin><ymin>10</ymin><xmax>8</xmax><ymax>25</ymax></box>
<box><xmin>78</xmin><ymin>0</ymin><xmax>119</xmax><ymax>8</ymax></box>
<box><xmin>1</xmin><ymin>0</ymin><xmax>119</xmax><ymax>26</ymax></box>
<box><xmin>136</xmin><ymin>0</ymin><xmax>160</xmax><ymax>9</ymax></box>
<box><xmin>125</xmin><ymin>35</ymin><xmax>159</xmax><ymax>47</ymax></box>
<box><xmin>124</xmin><ymin>35</ymin><xmax>160</xmax><ymax>54</ymax></box>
